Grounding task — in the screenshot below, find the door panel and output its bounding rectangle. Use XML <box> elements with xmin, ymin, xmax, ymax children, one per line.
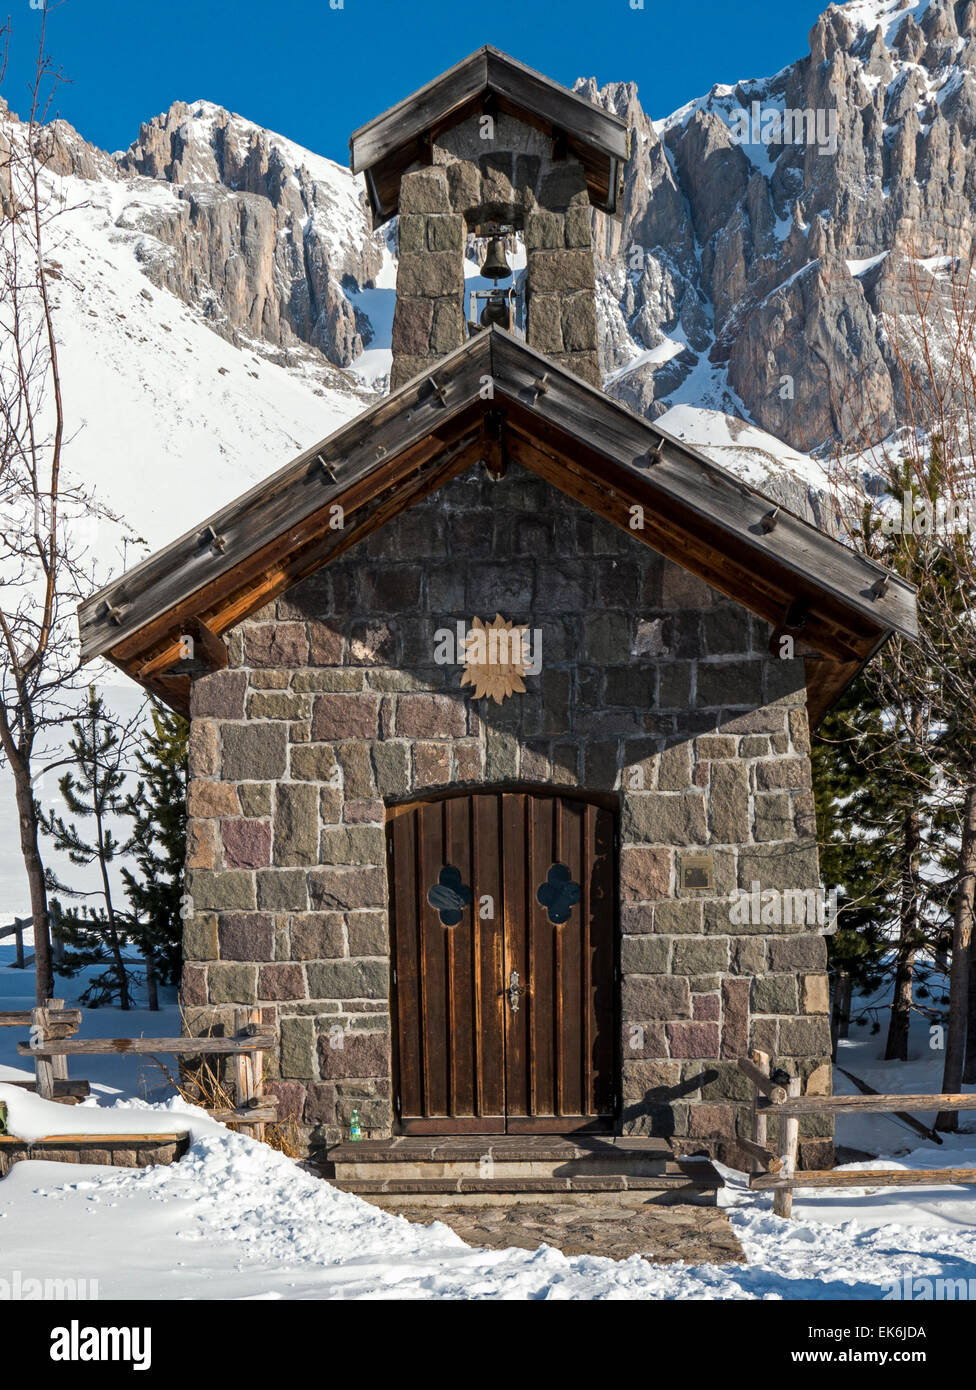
<box><xmin>504</xmin><ymin>794</ymin><xmax>616</xmax><ymax>1133</ymax></box>
<box><xmin>388</xmin><ymin>791</ymin><xmax>616</xmax><ymax>1134</ymax></box>
<box><xmin>472</xmin><ymin>794</ymin><xmax>507</xmax><ymax>1119</ymax></box>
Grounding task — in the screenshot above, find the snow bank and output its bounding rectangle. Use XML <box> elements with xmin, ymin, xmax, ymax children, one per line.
<box><xmin>1</xmin><ymin>1070</ymin><xmax>975</xmax><ymax>1298</ymax></box>
<box><xmin>2</xmin><ymin>1117</ymin><xmax>976</xmax><ymax>1299</ymax></box>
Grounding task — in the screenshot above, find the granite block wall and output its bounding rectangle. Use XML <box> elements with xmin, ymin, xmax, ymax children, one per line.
<box><xmin>391</xmin><ymin>111</ymin><xmax>601</xmax><ymax>389</ymax></box>
<box><xmin>181</xmin><ymin>464</ymin><xmax>832</xmax><ymax>1164</ymax></box>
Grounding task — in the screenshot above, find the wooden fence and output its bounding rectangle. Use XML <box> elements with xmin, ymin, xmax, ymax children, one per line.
<box><xmin>0</xmin><ymin>917</ymin><xmax>66</xmax><ymax>969</ymax></box>
<box><xmin>0</xmin><ymin>917</ymin><xmax>32</xmax><ymax>969</ymax></box>
<box><xmin>1</xmin><ymin>1001</ymin><xmax>278</xmax><ymax>1141</ymax></box>
<box><xmin>739</xmin><ymin>1053</ymin><xmax>976</xmax><ymax>1217</ymax></box>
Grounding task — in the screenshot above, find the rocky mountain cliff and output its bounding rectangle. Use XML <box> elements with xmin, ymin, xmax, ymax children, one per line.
<box><xmin>20</xmin><ymin>0</ymin><xmax>976</xmax><ymax>463</ymax></box>
<box><xmin>38</xmin><ymin>96</ymin><xmax>392</xmax><ymax>386</ymax></box>
<box><xmin>590</xmin><ymin>0</ymin><xmax>976</xmax><ymax>452</ymax></box>
<box><xmin>117</xmin><ymin>103</ymin><xmax>386</xmax><ymax>372</ymax></box>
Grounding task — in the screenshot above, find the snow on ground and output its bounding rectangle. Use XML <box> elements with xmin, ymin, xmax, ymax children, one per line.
<box><xmin>1</xmin><ymin>953</ymin><xmax>975</xmax><ymax>1299</ymax></box>
<box><xmin>1</xmin><ymin>1090</ymin><xmax>974</xmax><ymax>1300</ymax></box>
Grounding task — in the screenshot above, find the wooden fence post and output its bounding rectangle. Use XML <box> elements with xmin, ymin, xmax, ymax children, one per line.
<box><xmin>773</xmin><ymin>1075</ymin><xmax>802</xmax><ymax>1218</ymax></box>
<box><xmin>46</xmin><ymin>999</ymin><xmax>71</xmax><ymax>1088</ymax></box>
<box><xmin>232</xmin><ymin>1006</ymin><xmax>268</xmax><ymax>1142</ymax></box>
<box><xmin>232</xmin><ymin>1007</ymin><xmax>249</xmax><ymax>1110</ymax></box>
<box><xmin>751</xmin><ymin>1049</ymin><xmax>769</xmax><ymax>1169</ymax></box>
<box><xmin>30</xmin><ymin>1006</ymin><xmax>56</xmax><ymax>1101</ymax></box>
<box><xmin>831</xmin><ymin>971</ymin><xmax>852</xmax><ymax>1058</ymax></box>
<box><xmin>247</xmin><ymin>1007</ymin><xmax>266</xmax><ymax>1143</ymax></box>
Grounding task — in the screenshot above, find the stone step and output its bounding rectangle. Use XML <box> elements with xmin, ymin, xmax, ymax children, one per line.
<box><xmin>330</xmin><ymin>1155</ymin><xmax>699</xmax><ymax>1180</ymax></box>
<box><xmin>329</xmin><ymin>1135</ymin><xmax>677</xmax><ymax>1160</ymax></box>
<box><xmin>327</xmin><ymin>1135</ymin><xmax>711</xmax><ymax>1184</ymax></box>
<box><xmin>327</xmin><ymin>1172</ymin><xmax>721</xmax><ymax>1208</ymax></box>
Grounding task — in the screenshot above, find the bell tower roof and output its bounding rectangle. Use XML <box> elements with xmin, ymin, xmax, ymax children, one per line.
<box><xmin>349</xmin><ymin>45</ymin><xmax>630</xmax><ymax>224</ymax></box>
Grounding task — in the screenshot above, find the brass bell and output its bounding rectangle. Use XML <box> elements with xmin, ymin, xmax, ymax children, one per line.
<box><xmin>479</xmin><ymin>289</ymin><xmax>511</xmax><ymax>330</ymax></box>
<box><xmin>481</xmin><ymin>236</ymin><xmax>511</xmax><ymax>281</ymax></box>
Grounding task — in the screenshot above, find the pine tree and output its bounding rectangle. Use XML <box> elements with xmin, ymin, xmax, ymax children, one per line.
<box><xmin>815</xmin><ymin>677</ymin><xmax>948</xmax><ymax>1058</ymax></box>
<box><xmin>871</xmin><ymin>439</ymin><xmax>976</xmax><ymax>1104</ymax></box>
<box><xmin>813</xmin><ymin>682</ymin><xmax>891</xmax><ymax>1046</ymax></box>
<box><xmin>38</xmin><ymin>688</ymin><xmax>138</xmax><ymax>1009</ymax></box>
<box><xmin>122</xmin><ymin>702</ymin><xmax>188</xmax><ymax>1007</ymax></box>
<box><xmin>813</xmin><ymin>477</ymin><xmax>952</xmax><ymax>1062</ymax></box>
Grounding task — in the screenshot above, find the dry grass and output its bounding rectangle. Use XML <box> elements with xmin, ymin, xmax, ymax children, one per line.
<box><xmin>262</xmin><ymin>1117</ymin><xmax>305</xmax><ymax>1158</ymax></box>
<box><xmin>147</xmin><ymin>1011</ymin><xmax>303</xmax><ymax>1156</ymax></box>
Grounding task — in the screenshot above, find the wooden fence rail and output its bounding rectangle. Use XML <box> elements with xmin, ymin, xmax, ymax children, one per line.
<box><xmin>0</xmin><ymin>1008</ymin><xmax>82</xmax><ymax>1029</ymax></box>
<box><xmin>1</xmin><ymin>1002</ymin><xmax>277</xmax><ymax>1141</ymax></box>
<box><xmin>0</xmin><ymin>918</ymin><xmax>30</xmax><ymax>969</ymax></box>
<box><xmin>757</xmin><ymin>1092</ymin><xmax>976</xmax><ymax>1116</ymax></box>
<box><xmin>0</xmin><ymin>917</ymin><xmax>65</xmax><ymax>969</ymax></box>
<box><xmin>17</xmin><ymin>1036</ymin><xmax>275</xmax><ymax>1057</ymax></box>
<box><xmin>738</xmin><ymin>1054</ymin><xmax>976</xmax><ymax>1218</ymax></box>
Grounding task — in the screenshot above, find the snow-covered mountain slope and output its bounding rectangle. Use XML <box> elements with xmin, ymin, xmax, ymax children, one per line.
<box><xmin>49</xmin><ymin>168</ymin><xmax>372</xmax><ymax>559</ymax></box>
<box><xmin>0</xmin><ymin>95</ymin><xmax>377</xmax><ymax>565</ymax></box>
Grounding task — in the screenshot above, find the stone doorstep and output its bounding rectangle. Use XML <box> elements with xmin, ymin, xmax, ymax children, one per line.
<box><xmin>327</xmin><ymin>1135</ymin><xmax>719</xmax><ymax>1178</ymax></box>
<box><xmin>327</xmin><ymin>1134</ymin><xmax>680</xmax><ymax>1163</ymax></box>
<box><xmin>332</xmin><ymin>1156</ymin><xmax>692</xmax><ymax>1178</ymax></box>
<box><xmin>328</xmin><ymin>1169</ymin><xmax>720</xmax><ymax>1206</ymax></box>
<box><xmin>330</xmin><ymin>1155</ymin><xmax>712</xmax><ymax>1181</ymax></box>
<box><xmin>326</xmin><ymin>1134</ymin><xmax>721</xmax><ymax>1193</ymax></box>
<box><xmin>334</xmin><ymin>1181</ymin><xmax>719</xmax><ymax>1210</ymax></box>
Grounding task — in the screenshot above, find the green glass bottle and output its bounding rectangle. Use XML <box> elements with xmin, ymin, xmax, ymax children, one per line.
<box><xmin>349</xmin><ymin>1108</ymin><xmax>362</xmax><ymax>1142</ymax></box>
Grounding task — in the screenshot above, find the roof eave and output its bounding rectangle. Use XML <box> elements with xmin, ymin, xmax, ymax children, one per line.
<box><xmin>349</xmin><ymin>45</ymin><xmax>628</xmax><ymax>223</ymax></box>
<box><xmin>78</xmin><ymin>330</ymin><xmax>918</xmax><ymax>691</ymax></box>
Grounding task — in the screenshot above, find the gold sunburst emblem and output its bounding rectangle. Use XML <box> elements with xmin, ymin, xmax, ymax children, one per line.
<box><xmin>460</xmin><ymin>614</ymin><xmax>530</xmax><ymax>704</ymax></box>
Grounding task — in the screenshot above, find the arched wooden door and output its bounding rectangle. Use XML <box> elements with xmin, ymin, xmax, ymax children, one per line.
<box><xmin>387</xmin><ymin>790</ymin><xmax>616</xmax><ymax>1134</ymax></box>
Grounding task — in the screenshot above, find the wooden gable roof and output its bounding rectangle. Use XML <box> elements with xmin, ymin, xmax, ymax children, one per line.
<box><xmin>349</xmin><ymin>46</ymin><xmax>630</xmax><ymax>224</ymax></box>
<box><xmin>78</xmin><ymin>328</ymin><xmax>917</xmax><ymax>726</ymax></box>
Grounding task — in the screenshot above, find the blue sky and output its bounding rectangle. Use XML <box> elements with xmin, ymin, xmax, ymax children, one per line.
<box><xmin>3</xmin><ymin>0</ymin><xmax>830</xmax><ymax>162</ymax></box>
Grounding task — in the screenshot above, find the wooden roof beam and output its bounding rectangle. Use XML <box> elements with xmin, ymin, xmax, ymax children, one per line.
<box><xmin>348</xmin><ymin>46</ymin><xmax>629</xmax><ymax>223</ymax></box>
<box><xmin>108</xmin><ymin>429</ymin><xmax>486</xmax><ymax>707</ymax></box>
<box><xmin>136</xmin><ymin>617</ymin><xmax>228</xmax><ymax>682</ymax></box>
<box><xmin>79</xmin><ymin>336</ymin><xmax>493</xmax><ymax>661</ymax></box>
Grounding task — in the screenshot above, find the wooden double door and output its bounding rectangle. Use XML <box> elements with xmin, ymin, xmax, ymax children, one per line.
<box><xmin>388</xmin><ymin>790</ymin><xmax>616</xmax><ymax>1134</ymax></box>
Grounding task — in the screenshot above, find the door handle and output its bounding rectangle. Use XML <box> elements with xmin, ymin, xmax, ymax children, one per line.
<box><xmin>507</xmin><ymin>970</ymin><xmax>526</xmax><ymax>1013</ymax></box>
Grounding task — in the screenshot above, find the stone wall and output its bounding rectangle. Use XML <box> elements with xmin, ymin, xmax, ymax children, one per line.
<box><xmin>390</xmin><ymin>112</ymin><xmax>601</xmax><ymax>390</ymax></box>
<box><xmin>181</xmin><ymin>464</ymin><xmax>832</xmax><ymax>1165</ymax></box>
